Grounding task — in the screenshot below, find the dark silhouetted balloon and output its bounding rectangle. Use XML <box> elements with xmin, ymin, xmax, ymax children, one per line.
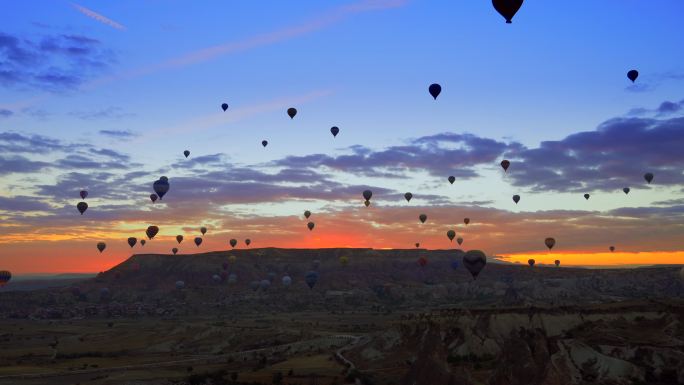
<box><xmin>175</xmin><ymin>280</ymin><xmax>185</xmax><ymax>290</ymax></box>
<box><xmin>287</xmin><ymin>107</ymin><xmax>297</xmax><ymax>119</ymax></box>
<box><xmin>304</xmin><ymin>210</ymin><xmax>311</xmax><ymax>219</ymax></box>
<box><xmin>172</xmin><ymin>247</ymin><xmax>178</xmax><ymax>255</ymax></box>
<box><xmin>363</xmin><ymin>190</ymin><xmax>372</xmax><ymax>201</ymax></box>
<box><xmin>448</xmin><ymin>176</ymin><xmax>455</xmax><ymax>184</ymax></box>
<box><xmin>415</xmin><ymin>242</ymin><xmax>420</xmax><ymax>248</ymax></box>
<box><xmin>0</xmin><ymin>270</ymin><xmax>12</xmax><ymax>287</ymax></box>
<box><xmin>307</xmin><ymin>222</ymin><xmax>315</xmax><ymax>231</ymax></box>
<box><xmin>183</xmin><ymin>150</ymin><xmax>190</xmax><ymax>158</ymax></box>
<box><xmin>97</xmin><ymin>242</ymin><xmax>106</xmax><ymax>253</ymax></box>
<box><xmin>513</xmin><ymin>195</ymin><xmax>520</xmax><ymax>204</ymax></box>
<box><xmin>153</xmin><ymin>177</ymin><xmax>170</xmax><ymax>200</ymax></box>
<box><xmin>457</xmin><ymin>237</ymin><xmax>463</xmax><ymax>246</ymax></box>
<box><xmin>492</xmin><ymin>0</ymin><xmax>523</xmax><ymax>23</ymax></box>
<box><xmin>282</xmin><ymin>275</ymin><xmax>292</xmax><ymax>286</ymax></box>
<box><xmin>627</xmin><ymin>70</ymin><xmax>639</xmax><ymax>83</ymax></box>
<box><xmin>404</xmin><ymin>192</ymin><xmax>413</xmax><ymax>202</ymax></box>
<box><xmin>464</xmin><ymin>218</ymin><xmax>470</xmax><ymax>225</ymax></box>
<box><xmin>545</xmin><ymin>237</ymin><xmax>555</xmax><ymax>250</ymax></box>
<box><xmin>428</xmin><ymin>83</ymin><xmax>441</xmax><ymax>100</ymax></box>
<box><xmin>528</xmin><ymin>258</ymin><xmax>535</xmax><ymax>267</ymax></box>
<box><xmin>77</xmin><ymin>202</ymin><xmax>88</xmax><ymax>215</ymax></box>
<box><xmin>245</xmin><ymin>239</ymin><xmax>251</xmax><ymax>246</ymax></box>
<box><xmin>609</xmin><ymin>246</ymin><xmax>615</xmax><ymax>252</ymax></box>
<box><xmin>176</xmin><ymin>235</ymin><xmax>183</xmax><ymax>244</ymax></box>
<box><xmin>305</xmin><ymin>271</ymin><xmax>319</xmax><ymax>289</ymax></box>
<box><xmin>447</xmin><ymin>230</ymin><xmax>456</xmax><ymax>241</ymax></box>
<box><xmin>200</xmin><ymin>227</ymin><xmax>207</xmax><ymax>235</ymax></box>
<box><xmin>555</xmin><ymin>260</ymin><xmax>560</xmax><ymax>267</ymax></box>
<box><xmin>644</xmin><ymin>172</ymin><xmax>654</xmax><ymax>184</ymax></box>
<box><xmin>462</xmin><ymin>250</ymin><xmax>486</xmax><ymax>279</ymax></box>
<box><xmin>194</xmin><ymin>237</ymin><xmax>202</xmax><ymax>247</ymax></box>
<box><xmin>229</xmin><ymin>239</ymin><xmax>237</xmax><ymax>248</ymax></box>
<box><xmin>221</xmin><ymin>103</ymin><xmax>228</xmax><ymax>111</ymax></box>
<box><xmin>364</xmin><ymin>200</ymin><xmax>370</xmax><ymax>207</ymax></box>
<box><xmin>262</xmin><ymin>140</ymin><xmax>268</xmax><ymax>147</ymax></box>
<box><xmin>127</xmin><ymin>237</ymin><xmax>137</xmax><ymax>248</ymax></box>
<box><xmin>623</xmin><ymin>187</ymin><xmax>630</xmax><ymax>195</ymax></box>
<box><xmin>330</xmin><ymin>126</ymin><xmax>339</xmax><ymax>137</ymax></box>
<box><xmin>140</xmin><ymin>239</ymin><xmax>146</xmax><ymax>246</ymax></box>
<box><xmin>584</xmin><ymin>193</ymin><xmax>590</xmax><ymax>200</ymax></box>
<box><xmin>150</xmin><ymin>194</ymin><xmax>158</xmax><ymax>203</ymax></box>
<box><xmin>500</xmin><ymin>159</ymin><xmax>510</xmax><ymax>172</ymax></box>
<box><xmin>80</xmin><ymin>190</ymin><xmax>88</xmax><ymax>199</ymax></box>
<box><xmin>419</xmin><ymin>214</ymin><xmax>427</xmax><ymax>223</ymax></box>
<box><xmin>146</xmin><ymin>225</ymin><xmax>159</xmax><ymax>240</ymax></box>
<box><xmin>418</xmin><ymin>256</ymin><xmax>428</xmax><ymax>267</ymax></box>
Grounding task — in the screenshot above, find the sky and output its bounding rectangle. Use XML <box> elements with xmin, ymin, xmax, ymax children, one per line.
<box><xmin>1</xmin><ymin>0</ymin><xmax>683</xmax><ymax>274</ymax></box>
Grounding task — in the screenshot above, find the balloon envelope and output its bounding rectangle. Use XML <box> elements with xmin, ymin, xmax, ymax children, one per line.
<box><xmin>362</xmin><ymin>190</ymin><xmax>372</xmax><ymax>201</ymax></box>
<box><xmin>463</xmin><ymin>250</ymin><xmax>486</xmax><ymax>279</ymax></box>
<box><xmin>528</xmin><ymin>259</ymin><xmax>535</xmax><ymax>267</ymax></box>
<box><xmin>200</xmin><ymin>227</ymin><xmax>207</xmax><ymax>235</ymax></box>
<box><xmin>464</xmin><ymin>218</ymin><xmax>470</xmax><ymax>225</ymax></box>
<box><xmin>623</xmin><ymin>187</ymin><xmax>630</xmax><ymax>195</ymax></box>
<box><xmin>304</xmin><ymin>210</ymin><xmax>311</xmax><ymax>219</ymax></box>
<box><xmin>183</xmin><ymin>150</ymin><xmax>190</xmax><ymax>158</ymax></box>
<box><xmin>457</xmin><ymin>237</ymin><xmax>463</xmax><ymax>246</ymax></box>
<box><xmin>513</xmin><ymin>195</ymin><xmax>520</xmax><ymax>204</ymax></box>
<box><xmin>150</xmin><ymin>194</ymin><xmax>158</xmax><ymax>203</ymax></box>
<box><xmin>555</xmin><ymin>260</ymin><xmax>560</xmax><ymax>267</ymax></box>
<box><xmin>127</xmin><ymin>237</ymin><xmax>137</xmax><ymax>248</ymax></box>
<box><xmin>492</xmin><ymin>0</ymin><xmax>523</xmax><ymax>23</ymax></box>
<box><xmin>194</xmin><ymin>237</ymin><xmax>202</xmax><ymax>247</ymax></box>
<box><xmin>96</xmin><ymin>242</ymin><xmax>106</xmax><ymax>253</ymax></box>
<box><xmin>644</xmin><ymin>173</ymin><xmax>654</xmax><ymax>184</ymax></box>
<box><xmin>627</xmin><ymin>70</ymin><xmax>639</xmax><ymax>82</ymax></box>
<box><xmin>282</xmin><ymin>275</ymin><xmax>292</xmax><ymax>286</ymax></box>
<box><xmin>545</xmin><ymin>237</ymin><xmax>556</xmax><ymax>250</ymax></box>
<box><xmin>176</xmin><ymin>235</ymin><xmax>183</xmax><ymax>244</ymax></box>
<box><xmin>419</xmin><ymin>214</ymin><xmax>427</xmax><ymax>223</ymax></box>
<box><xmin>153</xmin><ymin>178</ymin><xmax>170</xmax><ymax>200</ymax></box>
<box><xmin>245</xmin><ymin>239</ymin><xmax>251</xmax><ymax>246</ymax></box>
<box><xmin>80</xmin><ymin>190</ymin><xmax>88</xmax><ymax>199</ymax></box>
<box><xmin>0</xmin><ymin>270</ymin><xmax>12</xmax><ymax>287</ymax></box>
<box><xmin>229</xmin><ymin>239</ymin><xmax>237</xmax><ymax>248</ymax></box>
<box><xmin>262</xmin><ymin>140</ymin><xmax>268</xmax><ymax>147</ymax></box>
<box><xmin>307</xmin><ymin>222</ymin><xmax>315</xmax><ymax>231</ymax></box>
<box><xmin>305</xmin><ymin>271</ymin><xmax>319</xmax><ymax>289</ymax></box>
<box><xmin>221</xmin><ymin>103</ymin><xmax>228</xmax><ymax>111</ymax></box>
<box><xmin>330</xmin><ymin>126</ymin><xmax>339</xmax><ymax>137</ymax></box>
<box><xmin>77</xmin><ymin>201</ymin><xmax>88</xmax><ymax>215</ymax></box>
<box><xmin>500</xmin><ymin>159</ymin><xmax>510</xmax><ymax>171</ymax></box>
<box><xmin>404</xmin><ymin>192</ymin><xmax>412</xmax><ymax>202</ymax></box>
<box><xmin>447</xmin><ymin>230</ymin><xmax>456</xmax><ymax>241</ymax></box>
<box><xmin>584</xmin><ymin>194</ymin><xmax>590</xmax><ymax>200</ymax></box>
<box><xmin>146</xmin><ymin>226</ymin><xmax>159</xmax><ymax>240</ymax></box>
<box><xmin>448</xmin><ymin>176</ymin><xmax>455</xmax><ymax>184</ymax></box>
<box><xmin>428</xmin><ymin>83</ymin><xmax>441</xmax><ymax>99</ymax></box>
<box><xmin>172</xmin><ymin>248</ymin><xmax>178</xmax><ymax>255</ymax></box>
<box><xmin>140</xmin><ymin>240</ymin><xmax>146</xmax><ymax>246</ymax></box>
<box><xmin>287</xmin><ymin>107</ymin><xmax>297</xmax><ymax>119</ymax></box>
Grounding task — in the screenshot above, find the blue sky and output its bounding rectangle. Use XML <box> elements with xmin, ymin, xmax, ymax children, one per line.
<box><xmin>1</xmin><ymin>1</ymin><xmax>684</xmax><ymax>273</ymax></box>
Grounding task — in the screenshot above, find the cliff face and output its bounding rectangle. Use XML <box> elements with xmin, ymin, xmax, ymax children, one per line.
<box><xmin>350</xmin><ymin>304</ymin><xmax>684</xmax><ymax>385</ymax></box>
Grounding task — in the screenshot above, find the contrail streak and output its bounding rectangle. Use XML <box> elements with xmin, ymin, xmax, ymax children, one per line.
<box><xmin>71</xmin><ymin>3</ymin><xmax>126</xmax><ymax>31</ymax></box>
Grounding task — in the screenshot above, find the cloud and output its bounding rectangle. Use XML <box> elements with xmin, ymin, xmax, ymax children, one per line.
<box><xmin>0</xmin><ymin>109</ymin><xmax>12</xmax><ymax>118</ymax></box>
<box><xmin>0</xmin><ymin>132</ymin><xmax>66</xmax><ymax>154</ymax></box>
<box><xmin>0</xmin><ymin>32</ymin><xmax>115</xmax><ymax>91</ymax></box>
<box><xmin>0</xmin><ymin>195</ymin><xmax>53</xmax><ymax>213</ymax></box>
<box><xmin>98</xmin><ymin>129</ymin><xmax>137</xmax><ymax>139</ymax></box>
<box><xmin>71</xmin><ymin>3</ymin><xmax>126</xmax><ymax>31</ymax></box>
<box><xmin>72</xmin><ymin>107</ymin><xmax>135</xmax><ymax>120</ymax></box>
<box><xmin>0</xmin><ymin>155</ymin><xmax>51</xmax><ymax>175</ymax></box>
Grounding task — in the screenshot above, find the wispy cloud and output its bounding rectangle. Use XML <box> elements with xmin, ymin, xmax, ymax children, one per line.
<box><xmin>71</xmin><ymin>3</ymin><xmax>126</xmax><ymax>31</ymax></box>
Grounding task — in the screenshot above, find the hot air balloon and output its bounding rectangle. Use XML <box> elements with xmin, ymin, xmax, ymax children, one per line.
<box><xmin>305</xmin><ymin>271</ymin><xmax>318</xmax><ymax>289</ymax></box>
<box><xmin>463</xmin><ymin>218</ymin><xmax>470</xmax><ymax>225</ymax></box>
<box><xmin>330</xmin><ymin>126</ymin><xmax>339</xmax><ymax>137</ymax></box>
<box><xmin>544</xmin><ymin>237</ymin><xmax>556</xmax><ymax>250</ymax></box>
<box><xmin>447</xmin><ymin>230</ymin><xmax>456</xmax><ymax>241</ymax></box>
<box><xmin>77</xmin><ymin>202</ymin><xmax>88</xmax><ymax>215</ymax></box>
<box><xmin>492</xmin><ymin>0</ymin><xmax>524</xmax><ymax>23</ymax></box>
<box><xmin>450</xmin><ymin>260</ymin><xmax>459</xmax><ymax>270</ymax></box>
<box><xmin>153</xmin><ymin>177</ymin><xmax>170</xmax><ymax>200</ymax></box>
<box><xmin>176</xmin><ymin>235</ymin><xmax>183</xmax><ymax>244</ymax></box>
<box><xmin>200</xmin><ymin>227</ymin><xmax>207</xmax><ymax>235</ymax></box>
<box><xmin>150</xmin><ymin>194</ymin><xmax>158</xmax><ymax>203</ymax></box>
<box><xmin>304</xmin><ymin>210</ymin><xmax>311</xmax><ymax>219</ymax></box>
<box><xmin>228</xmin><ymin>255</ymin><xmax>236</xmax><ymax>264</ymax></box>
<box><xmin>428</xmin><ymin>83</ymin><xmax>441</xmax><ymax>100</ymax></box>
<box><xmin>228</xmin><ymin>273</ymin><xmax>237</xmax><ymax>284</ymax></box>
<box><xmin>287</xmin><ymin>107</ymin><xmax>297</xmax><ymax>119</ymax></box>
<box><xmin>609</xmin><ymin>246</ymin><xmax>615</xmax><ymax>252</ymax></box>
<box><xmin>0</xmin><ymin>271</ymin><xmax>12</xmax><ymax>287</ymax></box>
<box><xmin>513</xmin><ymin>195</ymin><xmax>520</xmax><ymax>204</ymax></box>
<box><xmin>404</xmin><ymin>192</ymin><xmax>413</xmax><ymax>202</ymax></box>
<box><xmin>363</xmin><ymin>190</ymin><xmax>372</xmax><ymax>201</ymax></box>
<box><xmin>457</xmin><ymin>237</ymin><xmax>463</xmax><ymax>246</ymax></box>
<box><xmin>307</xmin><ymin>222</ymin><xmax>315</xmax><ymax>231</ymax></box>
<box><xmin>282</xmin><ymin>275</ymin><xmax>292</xmax><ymax>286</ymax></box>
<box><xmin>194</xmin><ymin>237</ymin><xmax>202</xmax><ymax>247</ymax></box>
<box><xmin>175</xmin><ymin>281</ymin><xmax>185</xmax><ymax>290</ymax></box>
<box><xmin>448</xmin><ymin>176</ymin><xmax>455</xmax><ymax>184</ymax></box>
<box><xmin>623</xmin><ymin>187</ymin><xmax>630</xmax><ymax>195</ymax></box>
<box><xmin>172</xmin><ymin>248</ymin><xmax>178</xmax><ymax>255</ymax></box>
<box><xmin>500</xmin><ymin>159</ymin><xmax>510</xmax><ymax>172</ymax></box>
<box><xmin>418</xmin><ymin>256</ymin><xmax>428</xmax><ymax>267</ymax></box>
<box><xmin>584</xmin><ymin>194</ymin><xmax>590</xmax><ymax>200</ymax></box>
<box><xmin>127</xmin><ymin>237</ymin><xmax>137</xmax><ymax>248</ymax></box>
<box><xmin>462</xmin><ymin>250</ymin><xmax>486</xmax><ymax>279</ymax></box>
<box><xmin>80</xmin><ymin>190</ymin><xmax>88</xmax><ymax>199</ymax></box>
<box><xmin>364</xmin><ymin>200</ymin><xmax>370</xmax><ymax>207</ymax></box>
<box><xmin>262</xmin><ymin>140</ymin><xmax>268</xmax><ymax>147</ymax></box>
<box><xmin>96</xmin><ymin>242</ymin><xmax>106</xmax><ymax>253</ymax></box>
<box><xmin>140</xmin><ymin>239</ymin><xmax>146</xmax><ymax>246</ymax></box>
<box><xmin>528</xmin><ymin>259</ymin><xmax>535</xmax><ymax>267</ymax></box>
<box><xmin>415</xmin><ymin>243</ymin><xmax>420</xmax><ymax>248</ymax></box>
<box><xmin>339</xmin><ymin>256</ymin><xmax>349</xmax><ymax>266</ymax></box>
<box><xmin>644</xmin><ymin>173</ymin><xmax>654</xmax><ymax>184</ymax></box>
<box><xmin>183</xmin><ymin>150</ymin><xmax>190</xmax><ymax>158</ymax></box>
<box><xmin>221</xmin><ymin>103</ymin><xmax>228</xmax><ymax>111</ymax></box>
<box><xmin>260</xmin><ymin>279</ymin><xmax>271</xmax><ymax>291</ymax></box>
<box><xmin>229</xmin><ymin>239</ymin><xmax>237</xmax><ymax>248</ymax></box>
<box><xmin>419</xmin><ymin>214</ymin><xmax>427</xmax><ymax>224</ymax></box>
<box><xmin>627</xmin><ymin>70</ymin><xmax>639</xmax><ymax>83</ymax></box>
<box><xmin>245</xmin><ymin>239</ymin><xmax>251</xmax><ymax>246</ymax></box>
<box><xmin>555</xmin><ymin>260</ymin><xmax>560</xmax><ymax>267</ymax></box>
<box><xmin>212</xmin><ymin>274</ymin><xmax>221</xmax><ymax>283</ymax></box>
<box><xmin>146</xmin><ymin>225</ymin><xmax>159</xmax><ymax>240</ymax></box>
